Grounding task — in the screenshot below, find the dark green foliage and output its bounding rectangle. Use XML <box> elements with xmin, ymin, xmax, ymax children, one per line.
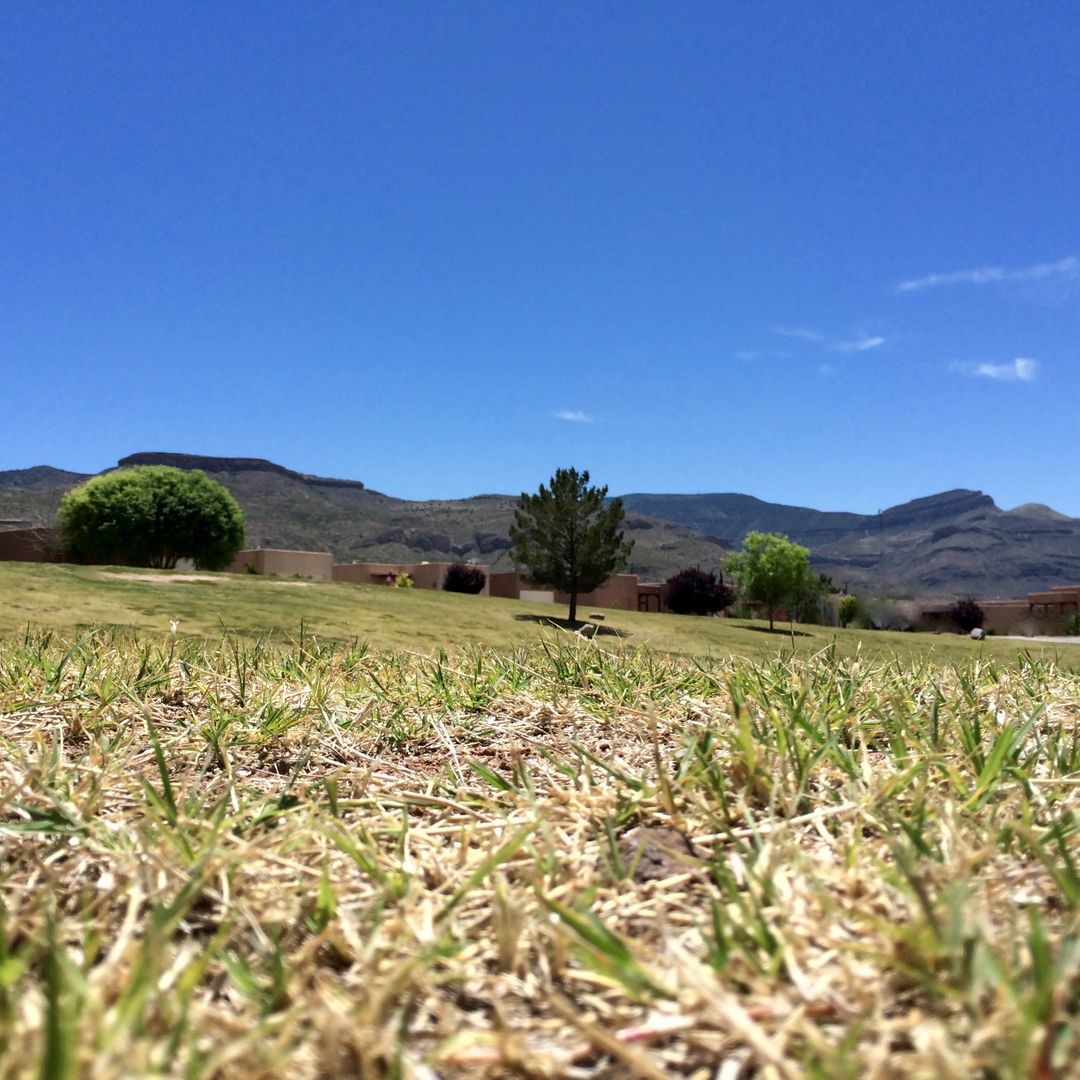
<box><xmin>509</xmin><ymin>467</ymin><xmax>633</xmax><ymax>623</ymax></box>
<box><xmin>665</xmin><ymin>568</ymin><xmax>735</xmax><ymax>616</ymax></box>
<box><xmin>443</xmin><ymin>563</ymin><xmax>486</xmax><ymax>594</ymax></box>
<box><xmin>59</xmin><ymin>467</ymin><xmax>245</xmax><ymax>570</ymax></box>
<box><xmin>948</xmin><ymin>598</ymin><xmax>985</xmax><ymax>633</ymax></box>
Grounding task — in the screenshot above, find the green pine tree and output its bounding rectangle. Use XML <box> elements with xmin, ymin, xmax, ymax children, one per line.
<box><xmin>509</xmin><ymin>467</ymin><xmax>633</xmax><ymax>624</ymax></box>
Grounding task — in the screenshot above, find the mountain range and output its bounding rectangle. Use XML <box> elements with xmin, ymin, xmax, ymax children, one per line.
<box><xmin>2</xmin><ymin>452</ymin><xmax>1079</xmax><ymax>599</ymax></box>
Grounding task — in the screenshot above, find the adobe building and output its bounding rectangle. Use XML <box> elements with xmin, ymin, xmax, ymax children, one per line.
<box><xmin>1027</xmin><ymin>585</ymin><xmax>1080</xmax><ymax>617</ymax></box>
<box><xmin>336</xmin><ymin>563</ymin><xmax>663</xmax><ymax>609</ymax></box>
<box><xmin>0</xmin><ymin>526</ymin><xmax>63</xmax><ymax>563</ymax></box>
<box><xmin>920</xmin><ymin>584</ymin><xmax>1080</xmax><ymax>635</ymax></box>
<box><xmin>333</xmin><ymin>561</ymin><xmax>490</xmax><ymax>594</ymax></box>
<box><xmin>227</xmin><ymin>548</ymin><xmax>334</xmax><ymax>580</ymax></box>
<box><xmin>488</xmin><ymin>570</ymin><xmax>669</xmax><ymax>612</ymax></box>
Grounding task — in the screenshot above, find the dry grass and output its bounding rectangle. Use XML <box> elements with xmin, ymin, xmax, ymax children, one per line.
<box><xmin>1</xmin><ymin>627</ymin><xmax>1078</xmax><ymax>1077</ymax></box>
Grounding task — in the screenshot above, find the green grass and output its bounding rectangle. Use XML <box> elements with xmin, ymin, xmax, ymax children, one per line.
<box><xmin>0</xmin><ymin>628</ymin><xmax>1078</xmax><ymax>1076</ymax></box>
<box><xmin>2</xmin><ymin>561</ymin><xmax>1078</xmax><ymax>665</ymax></box>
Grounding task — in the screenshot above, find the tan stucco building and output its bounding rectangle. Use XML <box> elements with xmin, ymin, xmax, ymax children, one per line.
<box><xmin>227</xmin><ymin>548</ymin><xmax>334</xmax><ymax>580</ymax></box>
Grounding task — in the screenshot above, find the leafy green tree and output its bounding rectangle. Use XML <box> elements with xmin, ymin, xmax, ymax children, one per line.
<box><xmin>509</xmin><ymin>467</ymin><xmax>633</xmax><ymax>623</ymax></box>
<box><xmin>724</xmin><ymin>531</ymin><xmax>810</xmax><ymax>630</ymax></box>
<box><xmin>59</xmin><ymin>466</ymin><xmax>245</xmax><ymax>570</ymax></box>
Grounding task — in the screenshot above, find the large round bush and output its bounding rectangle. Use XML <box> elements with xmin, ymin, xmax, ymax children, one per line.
<box><xmin>59</xmin><ymin>466</ymin><xmax>246</xmax><ymax>570</ymax></box>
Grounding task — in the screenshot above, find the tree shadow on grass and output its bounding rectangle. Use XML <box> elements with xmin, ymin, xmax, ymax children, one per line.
<box><xmin>513</xmin><ymin>613</ymin><xmax>629</xmax><ymax>638</ymax></box>
<box><xmin>743</xmin><ymin>625</ymin><xmax>813</xmax><ymax>637</ymax></box>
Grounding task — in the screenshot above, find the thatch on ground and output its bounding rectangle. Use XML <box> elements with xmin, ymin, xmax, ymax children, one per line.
<box><xmin>1</xmin><ymin>629</ymin><xmax>1078</xmax><ymax>1076</ymax></box>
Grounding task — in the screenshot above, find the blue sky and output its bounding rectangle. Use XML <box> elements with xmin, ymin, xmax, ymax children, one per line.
<box><xmin>3</xmin><ymin>2</ymin><xmax>1078</xmax><ymax>513</ymax></box>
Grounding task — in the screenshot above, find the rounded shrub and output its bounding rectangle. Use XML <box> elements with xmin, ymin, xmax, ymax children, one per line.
<box><xmin>665</xmin><ymin>568</ymin><xmax>736</xmax><ymax>616</ymax></box>
<box><xmin>59</xmin><ymin>466</ymin><xmax>245</xmax><ymax>570</ymax></box>
<box><xmin>443</xmin><ymin>563</ymin><xmax>487</xmax><ymax>594</ymax></box>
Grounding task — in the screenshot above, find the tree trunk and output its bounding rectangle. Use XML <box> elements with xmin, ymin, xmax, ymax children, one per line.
<box><xmin>568</xmin><ymin>592</ymin><xmax>578</xmax><ymax>624</ymax></box>
<box><xmin>768</xmin><ymin>605</ymin><xmax>775</xmax><ymax>631</ymax></box>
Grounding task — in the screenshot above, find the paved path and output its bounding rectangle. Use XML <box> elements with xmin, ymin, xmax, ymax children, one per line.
<box><xmin>1000</xmin><ymin>635</ymin><xmax>1080</xmax><ymax>644</ymax></box>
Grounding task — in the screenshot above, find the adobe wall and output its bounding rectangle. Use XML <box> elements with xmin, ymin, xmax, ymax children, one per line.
<box><xmin>489</xmin><ymin>570</ymin><xmax>666</xmax><ymax>613</ymax></box>
<box><xmin>487</xmin><ymin>571</ymin><xmax>524</xmax><ymax>599</ymax></box>
<box><xmin>555</xmin><ymin>573</ymin><xmax>641</xmax><ymax>611</ymax></box>
<box><xmin>333</xmin><ymin>562</ymin><xmax>490</xmax><ymax>595</ymax></box>
<box><xmin>228</xmin><ymin>548</ymin><xmax>334</xmax><ymax>580</ymax></box>
<box><xmin>979</xmin><ymin>601</ymin><xmax>1033</xmax><ymax>634</ymax></box>
<box><xmin>637</xmin><ymin>582</ymin><xmax>668</xmax><ymax>613</ymax></box>
<box><xmin>0</xmin><ymin>527</ymin><xmax>62</xmax><ymax>563</ymax></box>
<box><xmin>921</xmin><ymin>598</ymin><xmax>1064</xmax><ymax>635</ymax></box>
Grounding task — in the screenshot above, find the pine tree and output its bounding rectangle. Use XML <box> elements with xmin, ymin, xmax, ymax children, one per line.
<box><xmin>510</xmin><ymin>468</ymin><xmax>633</xmax><ymax>623</ymax></box>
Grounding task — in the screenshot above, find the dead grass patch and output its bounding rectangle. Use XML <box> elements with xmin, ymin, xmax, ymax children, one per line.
<box><xmin>1</xmin><ymin>629</ymin><xmax>1078</xmax><ymax>1076</ymax></box>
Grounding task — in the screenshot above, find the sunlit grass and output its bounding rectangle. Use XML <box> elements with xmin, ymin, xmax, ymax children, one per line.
<box><xmin>1</xmin><ymin>626</ymin><xmax>1078</xmax><ymax>1075</ymax></box>
<box><xmin>2</xmin><ymin>561</ymin><xmax>1078</xmax><ymax>665</ymax></box>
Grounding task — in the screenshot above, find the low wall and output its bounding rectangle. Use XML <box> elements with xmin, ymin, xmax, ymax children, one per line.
<box><xmin>228</xmin><ymin>549</ymin><xmax>334</xmax><ymax>580</ymax></box>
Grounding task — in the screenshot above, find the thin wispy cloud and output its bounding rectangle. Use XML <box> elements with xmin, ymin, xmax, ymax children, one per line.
<box><xmin>764</xmin><ymin>327</ymin><xmax>886</xmax><ymax>353</ymax></box>
<box><xmin>817</xmin><ymin>363</ymin><xmax>837</xmax><ymax>377</ymax></box>
<box><xmin>950</xmin><ymin>357</ymin><xmax>1038</xmax><ymax>382</ymax></box>
<box><xmin>897</xmin><ymin>256</ymin><xmax>1079</xmax><ymax>293</ymax></box>
<box><xmin>553</xmin><ymin>409</ymin><xmax>593</xmax><ymax>422</ymax></box>
<box><xmin>734</xmin><ymin>348</ymin><xmax>792</xmax><ymax>360</ymax></box>
<box><xmin>770</xmin><ymin>326</ymin><xmax>825</xmax><ymax>342</ymax></box>
<box><xmin>830</xmin><ymin>336</ymin><xmax>885</xmax><ymax>353</ymax></box>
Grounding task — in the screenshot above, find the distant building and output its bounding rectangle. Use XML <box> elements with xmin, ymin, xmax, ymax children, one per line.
<box><xmin>920</xmin><ymin>584</ymin><xmax>1080</xmax><ymax>634</ymax></box>
<box><xmin>0</xmin><ymin>526</ymin><xmax>63</xmax><ymax>563</ymax></box>
<box><xmin>333</xmin><ymin>561</ymin><xmax>488</xmax><ymax>593</ymax></box>
<box><xmin>227</xmin><ymin>548</ymin><xmax>334</xmax><ymax>580</ymax></box>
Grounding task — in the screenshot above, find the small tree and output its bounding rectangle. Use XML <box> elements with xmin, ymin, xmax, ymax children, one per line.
<box><xmin>665</xmin><ymin>568</ymin><xmax>735</xmax><ymax>616</ymax></box>
<box><xmin>947</xmin><ymin>598</ymin><xmax>984</xmax><ymax>633</ymax></box>
<box><xmin>509</xmin><ymin>467</ymin><xmax>632</xmax><ymax>623</ymax></box>
<box><xmin>59</xmin><ymin>466</ymin><xmax>245</xmax><ymax>570</ymax></box>
<box><xmin>394</xmin><ymin>572</ymin><xmax>415</xmax><ymax>589</ymax></box>
<box><xmin>443</xmin><ymin>563</ymin><xmax>486</xmax><ymax>594</ymax></box>
<box><xmin>838</xmin><ymin>594</ymin><xmax>859</xmax><ymax>629</ymax></box>
<box><xmin>724</xmin><ymin>531</ymin><xmax>810</xmax><ymax>631</ymax></box>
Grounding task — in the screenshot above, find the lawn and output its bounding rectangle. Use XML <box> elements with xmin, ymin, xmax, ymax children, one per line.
<box><xmin>2</xmin><ymin>564</ymin><xmax>1079</xmax><ymax>1075</ymax></box>
<box><xmin>0</xmin><ymin>627</ymin><xmax>1078</xmax><ymax>1076</ymax></box>
<box><xmin>2</xmin><ymin>561</ymin><xmax>1078</xmax><ymax>665</ymax></box>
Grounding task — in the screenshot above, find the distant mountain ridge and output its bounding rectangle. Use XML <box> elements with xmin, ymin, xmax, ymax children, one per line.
<box><xmin>117</xmin><ymin>452</ymin><xmax>366</xmax><ymax>490</ymax></box>
<box><xmin>2</xmin><ymin>454</ymin><xmax>1079</xmax><ymax>598</ymax></box>
<box><xmin>621</xmin><ymin>489</ymin><xmax>1080</xmax><ymax>598</ymax></box>
<box><xmin>0</xmin><ymin>453</ymin><xmax>727</xmax><ymax>582</ymax></box>
<box><xmin>619</xmin><ymin>489</ymin><xmax>997</xmax><ymax>548</ymax></box>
